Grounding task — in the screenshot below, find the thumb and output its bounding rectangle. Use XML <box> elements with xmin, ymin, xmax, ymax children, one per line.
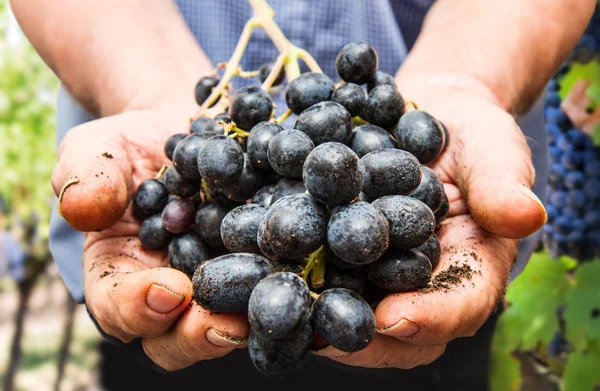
<box><xmin>454</xmin><ymin>103</ymin><xmax>547</xmax><ymax>239</ymax></box>
<box><xmin>52</xmin><ymin>115</ymin><xmax>135</xmax><ymax>232</ymax></box>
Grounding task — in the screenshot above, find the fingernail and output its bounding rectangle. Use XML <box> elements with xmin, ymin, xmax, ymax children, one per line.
<box><xmin>146</xmin><ymin>284</ymin><xmax>185</xmax><ymax>314</ymax></box>
<box><xmin>519</xmin><ymin>184</ymin><xmax>547</xmax><ymax>224</ymax></box>
<box><xmin>377</xmin><ymin>318</ymin><xmax>420</xmax><ymax>338</ymax></box>
<box><xmin>205</xmin><ymin>328</ymin><xmax>248</xmax><ymax>348</ymax></box>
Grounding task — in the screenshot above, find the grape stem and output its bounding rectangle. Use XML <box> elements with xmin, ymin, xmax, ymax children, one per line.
<box><xmin>301</xmin><ymin>246</ymin><xmax>326</xmax><ymax>289</ymax></box>
<box><xmin>200</xmin><ymin>179</ymin><xmax>213</xmax><ymax>202</ymax></box>
<box><xmin>194</xmin><ymin>0</ymin><xmax>323</xmax><ymax>119</ymax></box>
<box><xmin>352</xmin><ymin>116</ymin><xmax>369</xmax><ymax>126</ymax></box>
<box><xmin>220</xmin><ymin>121</ymin><xmax>250</xmax><ymax>138</ymax></box>
<box><xmin>275</xmin><ymin>108</ymin><xmax>292</xmax><ymax>124</ymax></box>
<box><xmin>155</xmin><ymin>164</ymin><xmax>168</xmax><ymax>179</ymax></box>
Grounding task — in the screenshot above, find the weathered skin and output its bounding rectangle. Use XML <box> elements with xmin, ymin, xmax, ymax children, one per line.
<box><xmin>372</xmin><ymin>195</ymin><xmax>435</xmax><ymax>249</ymax></box>
<box><xmin>408</xmin><ymin>165</ymin><xmax>445</xmax><ymax>213</ymax></box>
<box><xmin>267</xmin><ymin>129</ymin><xmax>315</xmax><ymax>178</ymax></box>
<box><xmin>327</xmin><ymin>201</ymin><xmax>389</xmax><ymax>265</ymax></box>
<box><xmin>349</xmin><ymin>124</ymin><xmax>397</xmax><ymax>158</ymax></box>
<box><xmin>294</xmin><ymin>101</ymin><xmax>353</xmax><ymax>146</ymax></box>
<box><xmin>394</xmin><ymin>110</ymin><xmax>446</xmax><ymax>164</ymax></box>
<box><xmin>311</xmin><ymin>288</ymin><xmax>375</xmax><ymax>352</ymax></box>
<box><xmin>303</xmin><ymin>142</ymin><xmax>363</xmax><ymax>207</ymax></box>
<box><xmin>257</xmin><ymin>193</ymin><xmax>326</xmax><ymax>260</ymax></box>
<box><xmin>248</xmin><ymin>272</ymin><xmax>311</xmax><ymax>340</ymax></box>
<box><xmin>192</xmin><ymin>253</ymin><xmax>273</xmax><ymax>313</ymax></box>
<box><xmin>367</xmin><ymin>249</ymin><xmax>432</xmax><ymax>292</ymax></box>
<box><xmin>197</xmin><ymin>135</ymin><xmax>244</xmax><ymax>188</ymax></box>
<box><xmin>285</xmin><ymin>72</ymin><xmax>335</xmax><ymax>115</ymax></box>
<box><xmin>360</xmin><ymin>149</ymin><xmax>422</xmax><ymax>198</ymax></box>
<box><xmin>220</xmin><ymin>204</ymin><xmax>266</xmax><ymax>254</ymax></box>
<box><xmin>168</xmin><ymin>230</ymin><xmax>210</xmax><ymax>278</ymax></box>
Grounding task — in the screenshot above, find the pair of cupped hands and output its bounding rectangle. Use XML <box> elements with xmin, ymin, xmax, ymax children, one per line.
<box><xmin>53</xmin><ymin>73</ymin><xmax>547</xmax><ymax>371</ymax></box>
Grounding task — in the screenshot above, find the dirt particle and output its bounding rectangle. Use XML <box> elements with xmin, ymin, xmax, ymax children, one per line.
<box><xmin>99</xmin><ymin>271</ymin><xmax>113</xmax><ymax>279</ymax></box>
<box><xmin>419</xmin><ymin>263</ymin><xmax>474</xmax><ymax>293</ymax></box>
<box><xmin>101</xmin><ymin>152</ymin><xmax>113</xmax><ymax>159</ymax></box>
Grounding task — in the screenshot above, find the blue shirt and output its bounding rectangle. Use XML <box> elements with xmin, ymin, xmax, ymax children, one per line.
<box><xmin>50</xmin><ymin>0</ymin><xmax>548</xmax><ymax>303</ymax></box>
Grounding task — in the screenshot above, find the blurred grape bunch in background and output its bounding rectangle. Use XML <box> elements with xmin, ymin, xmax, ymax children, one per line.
<box><xmin>0</xmin><ymin>1</ymin><xmax>99</xmax><ymax>390</ymax></box>
<box><xmin>491</xmin><ymin>5</ymin><xmax>600</xmax><ymax>391</ymax></box>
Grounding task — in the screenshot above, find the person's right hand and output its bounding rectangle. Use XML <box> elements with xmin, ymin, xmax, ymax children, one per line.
<box><xmin>561</xmin><ymin>79</ymin><xmax>600</xmax><ymax>134</ymax></box>
<box><xmin>52</xmin><ymin>108</ymin><xmax>250</xmax><ymax>371</ymax></box>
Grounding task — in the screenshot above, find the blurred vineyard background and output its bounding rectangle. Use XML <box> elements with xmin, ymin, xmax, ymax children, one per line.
<box><xmin>0</xmin><ymin>1</ymin><xmax>101</xmax><ymax>390</ymax></box>
<box><xmin>0</xmin><ymin>0</ymin><xmax>598</xmax><ymax>390</ymax></box>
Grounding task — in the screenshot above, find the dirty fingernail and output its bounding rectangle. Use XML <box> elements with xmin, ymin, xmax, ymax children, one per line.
<box><xmin>205</xmin><ymin>328</ymin><xmax>248</xmax><ymax>348</ymax></box>
<box><xmin>377</xmin><ymin>318</ymin><xmax>420</xmax><ymax>338</ymax></box>
<box><xmin>146</xmin><ymin>284</ymin><xmax>185</xmax><ymax>314</ymax></box>
<box><xmin>519</xmin><ymin>184</ymin><xmax>547</xmax><ymax>224</ymax></box>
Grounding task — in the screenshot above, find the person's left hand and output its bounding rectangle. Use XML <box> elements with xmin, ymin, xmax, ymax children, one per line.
<box><xmin>314</xmin><ymin>76</ymin><xmax>547</xmax><ymax>368</ymax></box>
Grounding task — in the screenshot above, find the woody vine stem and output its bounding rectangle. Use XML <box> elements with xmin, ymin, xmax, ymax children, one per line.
<box><xmin>194</xmin><ymin>0</ymin><xmax>323</xmax><ymax>119</ymax></box>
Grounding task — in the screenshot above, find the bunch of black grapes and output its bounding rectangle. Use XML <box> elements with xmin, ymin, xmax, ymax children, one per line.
<box><xmin>132</xmin><ymin>41</ymin><xmax>449</xmax><ymax>377</ymax></box>
<box><xmin>542</xmin><ymin>8</ymin><xmax>600</xmax><ymax>262</ymax></box>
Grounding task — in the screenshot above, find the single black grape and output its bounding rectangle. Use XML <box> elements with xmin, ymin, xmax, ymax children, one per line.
<box><xmin>372</xmin><ymin>195</ymin><xmax>435</xmax><ymax>249</ymax></box>
<box><xmin>335</xmin><ymin>42</ymin><xmax>378</xmax><ymax>85</ymax></box>
<box><xmin>363</xmin><ymin>85</ymin><xmax>405</xmax><ymax>130</ymax></box>
<box><xmin>195</xmin><ymin>201</ymin><xmax>230</xmax><ymax>248</ymax></box>
<box><xmin>349</xmin><ymin>124</ymin><xmax>396</xmax><ymax>158</ymax></box>
<box><xmin>271</xmin><ymin>177</ymin><xmax>306</xmax><ymax>204</ymax></box>
<box><xmin>133</xmin><ymin>179</ymin><xmax>169</xmax><ymax>219</ymax></box>
<box><xmin>172</xmin><ymin>133</ymin><xmax>209</xmax><ymax>181</ymax></box>
<box><xmin>139</xmin><ymin>214</ymin><xmax>173</xmax><ymax>250</ymax></box>
<box><xmin>311</xmin><ymin>288</ymin><xmax>375</xmax><ymax>352</ymax></box>
<box><xmin>366</xmin><ymin>71</ymin><xmax>396</xmax><ymax>93</ymax></box>
<box><xmin>257</xmin><ymin>193</ymin><xmax>326</xmax><ymax>260</ymax></box>
<box><xmin>327</xmin><ymin>202</ymin><xmax>389</xmax><ymax>265</ymax></box>
<box><xmin>414</xmin><ymin>234</ymin><xmax>441</xmax><ymax>270</ymax></box>
<box><xmin>220</xmin><ymin>204</ymin><xmax>266</xmax><ymax>254</ymax></box>
<box><xmin>249</xmin><ymin>319</ymin><xmax>313</xmax><ymax>378</ymax></box>
<box><xmin>247</xmin><ymin>121</ymin><xmax>283</xmax><ymax>170</ymax></box>
<box><xmin>367</xmin><ymin>249</ymin><xmax>432</xmax><ymax>292</ymax></box>
<box><xmin>161</xmin><ymin>198</ymin><xmax>196</xmax><ymax>234</ymax></box>
<box><xmin>331</xmin><ymin>83</ymin><xmax>367</xmax><ymax>117</ymax></box>
<box><xmin>194</xmin><ymin>76</ymin><xmax>220</xmax><ymax>107</ymax></box>
<box><xmin>302</xmin><ymin>142</ymin><xmax>363</xmax><ymax>207</ymax></box>
<box><xmin>229</xmin><ymin>86</ymin><xmax>274</xmax><ymax>131</ymax></box>
<box><xmin>294</xmin><ymin>101</ymin><xmax>353</xmax><ymax>146</ymax></box>
<box><xmin>164</xmin><ymin>133</ymin><xmax>188</xmax><ymax>161</ymax></box>
<box><xmin>252</xmin><ymin>184</ymin><xmax>277</xmax><ymax>208</ymax></box>
<box><xmin>220</xmin><ymin>154</ymin><xmax>268</xmax><ymax>202</ymax></box>
<box><xmin>248</xmin><ymin>272</ymin><xmax>311</xmax><ymax>340</ymax></box>
<box><xmin>168</xmin><ymin>230</ymin><xmax>210</xmax><ymax>278</ymax></box>
<box><xmin>267</xmin><ymin>129</ymin><xmax>315</xmax><ymax>178</ymax></box>
<box><xmin>322</xmin><ymin>264</ymin><xmax>366</xmax><ymax>294</ymax></box>
<box><xmin>435</xmin><ymin>191</ymin><xmax>450</xmax><ymax>225</ymax></box>
<box><xmin>197</xmin><ymin>135</ymin><xmax>244</xmax><ymax>188</ymax></box>
<box><xmin>359</xmin><ymin>149</ymin><xmax>421</xmax><ymax>197</ymax></box>
<box><xmin>394</xmin><ymin>110</ymin><xmax>445</xmax><ymax>164</ymax></box>
<box><xmin>163</xmin><ymin>165</ymin><xmax>200</xmax><ymax>198</ymax></box>
<box><xmin>190</xmin><ymin>117</ymin><xmax>215</xmax><ymax>135</ymax></box>
<box><xmin>285</xmin><ymin>72</ymin><xmax>335</xmax><ymax>115</ymax></box>
<box><xmin>192</xmin><ymin>253</ymin><xmax>273</xmax><ymax>312</ymax></box>
<box><xmin>408</xmin><ymin>165</ymin><xmax>445</xmax><ymax>212</ymax></box>
<box><xmin>258</xmin><ymin>60</ymin><xmax>285</xmax><ymax>87</ymax></box>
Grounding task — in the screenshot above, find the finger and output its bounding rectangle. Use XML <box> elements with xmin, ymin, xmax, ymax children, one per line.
<box><xmin>142</xmin><ymin>303</ymin><xmax>250</xmax><ymax>371</ymax></box>
<box><xmin>53</xmin><ymin>116</ymin><xmax>135</xmax><ymax>232</ymax></box>
<box><xmin>84</xmin><ymin>240</ymin><xmax>192</xmax><ymax>342</ymax></box>
<box><xmin>313</xmin><ymin>334</ymin><xmax>446</xmax><ymax>369</ymax></box>
<box><xmin>564</xmin><ymin>79</ymin><xmax>592</xmax><ymax>104</ymax></box>
<box><xmin>451</xmin><ymin>101</ymin><xmax>546</xmax><ymax>239</ymax></box>
<box><xmin>375</xmin><ymin>216</ymin><xmax>516</xmax><ymax>346</ymax></box>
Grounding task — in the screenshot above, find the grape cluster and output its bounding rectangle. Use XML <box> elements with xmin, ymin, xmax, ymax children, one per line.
<box><xmin>133</xmin><ymin>41</ymin><xmax>449</xmax><ymax>377</ymax></box>
<box><xmin>542</xmin><ymin>10</ymin><xmax>600</xmax><ymax>261</ymax></box>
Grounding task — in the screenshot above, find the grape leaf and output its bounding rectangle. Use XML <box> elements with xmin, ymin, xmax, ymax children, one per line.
<box><xmin>563</xmin><ymin>342</ymin><xmax>600</xmax><ymax>391</ymax></box>
<box><xmin>564</xmin><ymin>261</ymin><xmax>600</xmax><ymax>352</ymax></box>
<box><xmin>500</xmin><ymin>252</ymin><xmax>575</xmax><ymax>351</ymax></box>
<box><xmin>490</xmin><ymin>315</ymin><xmax>523</xmax><ymax>391</ymax></box>
<box><xmin>558</xmin><ymin>61</ymin><xmax>600</xmax><ymax>109</ymax></box>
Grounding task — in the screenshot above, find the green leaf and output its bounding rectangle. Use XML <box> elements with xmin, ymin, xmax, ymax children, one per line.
<box><xmin>558</xmin><ymin>62</ymin><xmax>600</xmax><ymax>109</ymax></box>
<box><xmin>563</xmin><ymin>342</ymin><xmax>600</xmax><ymax>391</ymax></box>
<box><xmin>564</xmin><ymin>261</ymin><xmax>600</xmax><ymax>352</ymax></box>
<box><xmin>490</xmin><ymin>315</ymin><xmax>523</xmax><ymax>391</ymax></box>
<box><xmin>500</xmin><ymin>252</ymin><xmax>575</xmax><ymax>350</ymax></box>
